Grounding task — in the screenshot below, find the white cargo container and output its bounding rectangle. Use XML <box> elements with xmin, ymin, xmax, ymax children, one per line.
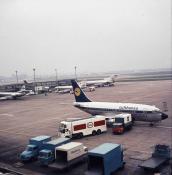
<box><xmin>49</xmin><ymin>142</ymin><xmax>87</xmax><ymax>170</ymax></box>
<box><xmin>59</xmin><ymin>115</ymin><xmax>107</xmax><ymax>138</ymax></box>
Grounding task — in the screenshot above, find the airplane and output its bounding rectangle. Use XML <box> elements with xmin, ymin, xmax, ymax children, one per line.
<box><xmin>19</xmin><ymin>85</ymin><xmax>35</xmax><ymax>96</ymax></box>
<box><xmin>24</xmin><ymin>80</ymin><xmax>49</xmax><ymax>94</ymax></box>
<box><xmin>0</xmin><ymin>86</ymin><xmax>26</xmax><ymax>100</ymax></box>
<box><xmin>71</xmin><ymin>80</ymin><xmax>168</xmax><ymax>124</ymax></box>
<box><xmin>82</xmin><ymin>75</ymin><xmax>116</xmax><ymax>87</ymax></box>
<box><xmin>54</xmin><ymin>82</ymin><xmax>95</xmax><ymax>94</ymax></box>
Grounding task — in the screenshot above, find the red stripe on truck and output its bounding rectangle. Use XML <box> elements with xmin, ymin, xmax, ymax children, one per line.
<box><xmin>74</xmin><ymin>124</ymin><xmax>86</xmax><ymax>131</ymax></box>
<box><xmin>94</xmin><ymin>120</ymin><xmax>105</xmax><ymax>127</ymax></box>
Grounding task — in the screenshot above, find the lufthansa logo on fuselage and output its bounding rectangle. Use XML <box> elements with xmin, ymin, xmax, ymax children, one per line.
<box><xmin>74</xmin><ymin>88</ymin><xmax>81</xmax><ymax>96</ymax></box>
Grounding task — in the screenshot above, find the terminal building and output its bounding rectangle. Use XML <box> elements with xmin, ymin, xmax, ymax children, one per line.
<box><xmin>0</xmin><ymin>79</ymin><xmax>72</xmax><ymax>92</ymax></box>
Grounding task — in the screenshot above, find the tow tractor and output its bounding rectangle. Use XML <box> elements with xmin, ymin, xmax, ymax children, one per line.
<box><xmin>112</xmin><ymin>114</ymin><xmax>133</xmax><ymax>134</ymax></box>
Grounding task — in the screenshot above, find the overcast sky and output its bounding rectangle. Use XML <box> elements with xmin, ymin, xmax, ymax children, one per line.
<box><xmin>0</xmin><ymin>0</ymin><xmax>171</xmax><ymax>76</ymax></box>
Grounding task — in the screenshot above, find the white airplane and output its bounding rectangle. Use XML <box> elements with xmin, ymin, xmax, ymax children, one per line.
<box><xmin>71</xmin><ymin>80</ymin><xmax>168</xmax><ymax>124</ymax></box>
<box><xmin>19</xmin><ymin>85</ymin><xmax>35</xmax><ymax>96</ymax></box>
<box><xmin>83</xmin><ymin>75</ymin><xmax>116</xmax><ymax>87</ymax></box>
<box><xmin>0</xmin><ymin>86</ymin><xmax>26</xmax><ymax>100</ymax></box>
<box><xmin>54</xmin><ymin>82</ymin><xmax>94</xmax><ymax>94</ymax></box>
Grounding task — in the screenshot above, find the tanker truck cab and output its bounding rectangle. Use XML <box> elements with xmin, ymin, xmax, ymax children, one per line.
<box><xmin>59</xmin><ymin>122</ymin><xmax>71</xmax><ymax>138</ymax></box>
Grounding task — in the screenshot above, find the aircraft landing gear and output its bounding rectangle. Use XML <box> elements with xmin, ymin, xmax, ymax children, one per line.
<box><xmin>149</xmin><ymin>123</ymin><xmax>154</xmax><ymax>127</ymax></box>
<box><xmin>149</xmin><ymin>122</ymin><xmax>157</xmax><ymax>127</ymax></box>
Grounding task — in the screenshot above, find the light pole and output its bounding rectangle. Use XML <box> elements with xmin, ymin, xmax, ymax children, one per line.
<box><xmin>33</xmin><ymin>68</ymin><xmax>36</xmax><ymax>83</ymax></box>
<box><xmin>15</xmin><ymin>70</ymin><xmax>18</xmax><ymax>83</ymax></box>
<box><xmin>74</xmin><ymin>66</ymin><xmax>77</xmax><ymax>80</ymax></box>
<box><xmin>33</xmin><ymin>68</ymin><xmax>36</xmax><ymax>92</ymax></box>
<box><xmin>55</xmin><ymin>68</ymin><xmax>58</xmax><ymax>85</ymax></box>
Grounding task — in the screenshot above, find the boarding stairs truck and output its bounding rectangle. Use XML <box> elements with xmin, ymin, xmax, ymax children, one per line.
<box><xmin>139</xmin><ymin>144</ymin><xmax>171</xmax><ymax>171</ymax></box>
<box><xmin>111</xmin><ymin>114</ymin><xmax>133</xmax><ymax>134</ymax></box>
<box><xmin>38</xmin><ymin>137</ymin><xmax>70</xmax><ymax>166</ymax></box>
<box><xmin>20</xmin><ymin>135</ymin><xmax>51</xmax><ymax>162</ymax></box>
<box><xmin>49</xmin><ymin>142</ymin><xmax>88</xmax><ymax>170</ymax></box>
<box><xmin>59</xmin><ymin>115</ymin><xmax>107</xmax><ymax>139</ymax></box>
<box><xmin>85</xmin><ymin>143</ymin><xmax>124</xmax><ymax>175</ymax></box>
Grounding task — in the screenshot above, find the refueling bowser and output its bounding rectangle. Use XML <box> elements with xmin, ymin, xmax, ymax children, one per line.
<box><xmin>59</xmin><ymin>115</ymin><xmax>107</xmax><ymax>139</ymax></box>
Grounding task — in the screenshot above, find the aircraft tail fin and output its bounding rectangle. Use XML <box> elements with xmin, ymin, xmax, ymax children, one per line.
<box><xmin>24</xmin><ymin>80</ymin><xmax>28</xmax><ymax>84</ymax></box>
<box><xmin>20</xmin><ymin>85</ymin><xmax>26</xmax><ymax>91</ymax></box>
<box><xmin>104</xmin><ymin>75</ymin><xmax>117</xmax><ymax>83</ymax></box>
<box><xmin>71</xmin><ymin>80</ymin><xmax>91</xmax><ymax>102</ymax></box>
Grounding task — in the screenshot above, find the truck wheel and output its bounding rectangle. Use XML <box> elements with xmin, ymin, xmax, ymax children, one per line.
<box><xmin>92</xmin><ymin>130</ymin><xmax>97</xmax><ymax>136</ymax></box>
<box><xmin>77</xmin><ymin>133</ymin><xmax>83</xmax><ymax>139</ymax></box>
<box><xmin>97</xmin><ymin>129</ymin><xmax>101</xmax><ymax>135</ymax></box>
<box><xmin>129</xmin><ymin>125</ymin><xmax>132</xmax><ymax>130</ymax></box>
<box><xmin>119</xmin><ymin>163</ymin><xmax>125</xmax><ymax>170</ymax></box>
<box><xmin>31</xmin><ymin>157</ymin><xmax>35</xmax><ymax>161</ymax></box>
<box><xmin>79</xmin><ymin>133</ymin><xmax>83</xmax><ymax>138</ymax></box>
<box><xmin>120</xmin><ymin>130</ymin><xmax>124</xmax><ymax>134</ymax></box>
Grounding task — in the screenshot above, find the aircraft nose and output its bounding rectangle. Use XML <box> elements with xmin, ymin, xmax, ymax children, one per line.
<box><xmin>161</xmin><ymin>113</ymin><xmax>168</xmax><ymax>120</ymax></box>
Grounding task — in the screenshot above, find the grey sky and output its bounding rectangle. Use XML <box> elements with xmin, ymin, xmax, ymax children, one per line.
<box><xmin>0</xmin><ymin>0</ymin><xmax>171</xmax><ymax>76</ymax></box>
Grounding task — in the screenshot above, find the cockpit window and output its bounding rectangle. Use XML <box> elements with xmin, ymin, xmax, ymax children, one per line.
<box><xmin>60</xmin><ymin>123</ymin><xmax>66</xmax><ymax>128</ymax></box>
<box><xmin>147</xmin><ymin>111</ymin><xmax>152</xmax><ymax>114</ymax></box>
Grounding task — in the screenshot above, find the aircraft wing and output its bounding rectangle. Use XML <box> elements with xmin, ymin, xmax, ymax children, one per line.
<box><xmin>0</xmin><ymin>96</ymin><xmax>13</xmax><ymax>100</ymax></box>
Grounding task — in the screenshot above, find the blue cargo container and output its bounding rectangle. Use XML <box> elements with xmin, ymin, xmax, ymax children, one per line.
<box><xmin>38</xmin><ymin>137</ymin><xmax>70</xmax><ymax>166</ymax></box>
<box><xmin>20</xmin><ymin>135</ymin><xmax>51</xmax><ymax>162</ymax></box>
<box><xmin>85</xmin><ymin>143</ymin><xmax>124</xmax><ymax>175</ymax></box>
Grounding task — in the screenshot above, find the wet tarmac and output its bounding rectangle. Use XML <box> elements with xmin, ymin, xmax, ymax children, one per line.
<box><xmin>0</xmin><ymin>80</ymin><xmax>171</xmax><ymax>175</ymax></box>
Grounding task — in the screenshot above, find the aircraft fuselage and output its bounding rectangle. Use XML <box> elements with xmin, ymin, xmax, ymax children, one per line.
<box><xmin>74</xmin><ymin>102</ymin><xmax>168</xmax><ymax>122</ymax></box>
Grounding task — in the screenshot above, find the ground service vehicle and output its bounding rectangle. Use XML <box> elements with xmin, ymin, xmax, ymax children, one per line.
<box><xmin>139</xmin><ymin>144</ymin><xmax>170</xmax><ymax>171</ymax></box>
<box><xmin>20</xmin><ymin>135</ymin><xmax>51</xmax><ymax>161</ymax></box>
<box><xmin>38</xmin><ymin>137</ymin><xmax>70</xmax><ymax>166</ymax></box>
<box><xmin>112</xmin><ymin>114</ymin><xmax>132</xmax><ymax>134</ymax></box>
<box><xmin>49</xmin><ymin>142</ymin><xmax>88</xmax><ymax>170</ymax></box>
<box><xmin>59</xmin><ymin>115</ymin><xmax>106</xmax><ymax>138</ymax></box>
<box><xmin>85</xmin><ymin>143</ymin><xmax>124</xmax><ymax>175</ymax></box>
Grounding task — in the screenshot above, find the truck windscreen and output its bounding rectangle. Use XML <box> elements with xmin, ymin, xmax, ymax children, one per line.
<box><xmin>115</xmin><ymin>118</ymin><xmax>124</xmax><ymax>123</ymax></box>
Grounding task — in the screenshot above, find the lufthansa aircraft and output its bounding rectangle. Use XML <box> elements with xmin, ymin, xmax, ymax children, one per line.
<box><xmin>71</xmin><ymin>80</ymin><xmax>168</xmax><ymax>124</ymax></box>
